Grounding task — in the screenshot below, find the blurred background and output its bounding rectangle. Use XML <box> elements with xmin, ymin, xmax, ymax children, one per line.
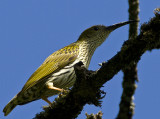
<box><xmin>0</xmin><ymin>0</ymin><xmax>160</xmax><ymax>119</ymax></box>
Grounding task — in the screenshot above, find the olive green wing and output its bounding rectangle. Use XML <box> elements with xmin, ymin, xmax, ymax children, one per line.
<box><xmin>21</xmin><ymin>43</ymin><xmax>79</xmax><ymax>92</ymax></box>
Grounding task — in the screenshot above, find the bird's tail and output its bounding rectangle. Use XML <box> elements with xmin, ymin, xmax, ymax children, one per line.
<box><xmin>3</xmin><ymin>95</ymin><xmax>18</xmax><ymax>116</ymax></box>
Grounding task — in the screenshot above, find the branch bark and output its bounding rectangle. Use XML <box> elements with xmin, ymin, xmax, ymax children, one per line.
<box><xmin>34</xmin><ymin>14</ymin><xmax>160</xmax><ymax>119</ymax></box>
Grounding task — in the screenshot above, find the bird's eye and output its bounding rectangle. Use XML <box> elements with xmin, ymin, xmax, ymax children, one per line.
<box><xmin>94</xmin><ymin>27</ymin><xmax>99</xmax><ymax>31</ymax></box>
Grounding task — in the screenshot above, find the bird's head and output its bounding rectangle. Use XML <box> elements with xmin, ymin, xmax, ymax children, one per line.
<box><xmin>77</xmin><ymin>20</ymin><xmax>137</xmax><ymax>47</ymax></box>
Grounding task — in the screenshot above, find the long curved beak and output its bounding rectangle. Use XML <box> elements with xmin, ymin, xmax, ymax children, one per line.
<box><xmin>106</xmin><ymin>20</ymin><xmax>138</xmax><ymax>31</ymax></box>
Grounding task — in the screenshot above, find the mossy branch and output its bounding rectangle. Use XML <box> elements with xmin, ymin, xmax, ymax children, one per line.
<box><xmin>117</xmin><ymin>0</ymin><xmax>139</xmax><ymax>119</ymax></box>
<box><xmin>34</xmin><ymin>14</ymin><xmax>160</xmax><ymax>119</ymax></box>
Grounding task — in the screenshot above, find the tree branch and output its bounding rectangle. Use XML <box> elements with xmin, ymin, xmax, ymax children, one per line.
<box><xmin>34</xmin><ymin>14</ymin><xmax>160</xmax><ymax>119</ymax></box>
<box><xmin>117</xmin><ymin>0</ymin><xmax>139</xmax><ymax>118</ymax></box>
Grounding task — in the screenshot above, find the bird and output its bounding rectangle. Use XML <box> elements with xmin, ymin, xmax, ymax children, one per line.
<box><xmin>3</xmin><ymin>20</ymin><xmax>136</xmax><ymax>116</ymax></box>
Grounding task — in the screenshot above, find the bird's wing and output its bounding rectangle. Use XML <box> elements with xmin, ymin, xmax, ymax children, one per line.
<box><xmin>20</xmin><ymin>43</ymin><xmax>79</xmax><ymax>93</ymax></box>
